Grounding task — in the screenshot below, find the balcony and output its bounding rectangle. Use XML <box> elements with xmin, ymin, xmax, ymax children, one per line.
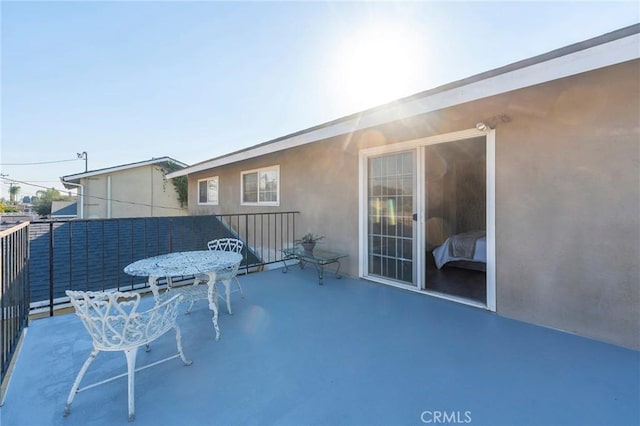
<box><xmin>2</xmin><ymin>266</ymin><xmax>639</xmax><ymax>426</ymax></box>
<box><xmin>0</xmin><ymin>216</ymin><xmax>640</xmax><ymax>426</ymax></box>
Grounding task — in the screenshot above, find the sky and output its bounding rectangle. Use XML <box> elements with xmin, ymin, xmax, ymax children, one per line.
<box><xmin>1</xmin><ymin>0</ymin><xmax>638</xmax><ymax>199</ymax></box>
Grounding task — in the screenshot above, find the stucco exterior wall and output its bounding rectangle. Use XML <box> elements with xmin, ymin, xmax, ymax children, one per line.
<box><xmin>187</xmin><ymin>60</ymin><xmax>639</xmax><ymax>349</ymax></box>
<box><xmin>81</xmin><ymin>165</ymin><xmax>187</xmax><ymax>218</ymax></box>
<box><xmin>189</xmin><ymin>139</ymin><xmax>362</xmax><ymax>266</ymax></box>
<box><xmin>493</xmin><ymin>61</ymin><xmax>639</xmax><ymax>349</ymax></box>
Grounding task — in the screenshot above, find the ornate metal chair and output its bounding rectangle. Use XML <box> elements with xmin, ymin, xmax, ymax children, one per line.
<box><xmin>63</xmin><ymin>290</ymin><xmax>192</xmax><ymax>422</ymax></box>
<box><xmin>193</xmin><ymin>238</ymin><xmax>244</xmax><ymax>314</ymax></box>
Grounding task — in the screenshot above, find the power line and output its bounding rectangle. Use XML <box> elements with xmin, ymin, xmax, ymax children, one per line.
<box><xmin>0</xmin><ymin>158</ymin><xmax>80</xmax><ymax>166</ymax></box>
<box><xmin>0</xmin><ymin>176</ymin><xmax>186</xmax><ymax>212</ymax></box>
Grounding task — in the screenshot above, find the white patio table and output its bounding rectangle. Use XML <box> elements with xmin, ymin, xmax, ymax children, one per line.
<box><xmin>124</xmin><ymin>250</ymin><xmax>242</xmax><ymax>340</ymax></box>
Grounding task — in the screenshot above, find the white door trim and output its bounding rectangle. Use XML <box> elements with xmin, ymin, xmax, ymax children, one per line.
<box><xmin>485</xmin><ymin>129</ymin><xmax>497</xmax><ymax>311</ymax></box>
<box><xmin>359</xmin><ymin>128</ymin><xmax>496</xmax><ymax>311</ymax></box>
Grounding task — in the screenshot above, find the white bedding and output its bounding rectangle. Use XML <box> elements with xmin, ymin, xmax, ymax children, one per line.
<box><xmin>432</xmin><ymin>234</ymin><xmax>487</xmax><ymax>269</ymax></box>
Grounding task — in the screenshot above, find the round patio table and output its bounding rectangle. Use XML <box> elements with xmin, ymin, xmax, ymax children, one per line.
<box><xmin>124</xmin><ymin>250</ymin><xmax>242</xmax><ymax>340</ymax></box>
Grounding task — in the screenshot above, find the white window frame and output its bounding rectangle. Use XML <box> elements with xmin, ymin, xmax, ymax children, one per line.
<box><xmin>197</xmin><ymin>176</ymin><xmax>219</xmax><ymax>205</ymax></box>
<box><xmin>240</xmin><ymin>165</ymin><xmax>280</xmax><ymax>206</ymax></box>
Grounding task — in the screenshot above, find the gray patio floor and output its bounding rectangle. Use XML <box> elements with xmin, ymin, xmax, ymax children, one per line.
<box><xmin>2</xmin><ymin>267</ymin><xmax>638</xmax><ymax>426</ymax></box>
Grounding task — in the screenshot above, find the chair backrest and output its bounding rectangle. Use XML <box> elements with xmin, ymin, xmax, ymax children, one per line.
<box><xmin>207</xmin><ymin>238</ymin><xmax>243</xmax><ymax>279</ymax></box>
<box><xmin>66</xmin><ymin>290</ymin><xmax>182</xmax><ymax>351</ymax></box>
<box><xmin>207</xmin><ymin>238</ymin><xmax>243</xmax><ymax>254</ymax></box>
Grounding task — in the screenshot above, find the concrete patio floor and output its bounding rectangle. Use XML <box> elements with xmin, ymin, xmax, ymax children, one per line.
<box><xmin>2</xmin><ymin>267</ymin><xmax>638</xmax><ymax>426</ymax></box>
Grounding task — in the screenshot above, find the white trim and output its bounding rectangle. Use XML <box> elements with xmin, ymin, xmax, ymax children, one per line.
<box><xmin>169</xmin><ymin>30</ymin><xmax>639</xmax><ymax>178</ymax></box>
<box><xmin>63</xmin><ymin>157</ymin><xmax>188</xmax><ymax>182</ymax></box>
<box><xmin>486</xmin><ymin>130</ymin><xmax>497</xmax><ymax>312</ymax></box>
<box><xmin>414</xmin><ymin>149</ymin><xmax>424</xmax><ymax>290</ymax></box>
<box><xmin>197</xmin><ymin>176</ymin><xmax>219</xmax><ymax>206</ymax></box>
<box><xmin>240</xmin><ymin>165</ymin><xmax>280</xmax><ymax>206</ymax></box>
<box><xmin>361</xmin><ymin>129</ymin><xmax>486</xmax><ymax>157</ymax></box>
<box><xmin>358</xmin><ymin>152</ymin><xmax>367</xmax><ymax>278</ymax></box>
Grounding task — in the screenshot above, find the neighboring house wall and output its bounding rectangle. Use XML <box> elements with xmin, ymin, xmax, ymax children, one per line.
<box><xmin>80</xmin><ymin>165</ymin><xmax>186</xmax><ymax>218</ymax></box>
<box><xmin>186</xmin><ymin>60</ymin><xmax>639</xmax><ymax>349</ymax></box>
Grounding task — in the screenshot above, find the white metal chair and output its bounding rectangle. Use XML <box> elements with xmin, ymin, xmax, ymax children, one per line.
<box><xmin>193</xmin><ymin>238</ymin><xmax>244</xmax><ymax>314</ymax></box>
<box><xmin>63</xmin><ymin>290</ymin><xmax>192</xmax><ymax>422</ymax></box>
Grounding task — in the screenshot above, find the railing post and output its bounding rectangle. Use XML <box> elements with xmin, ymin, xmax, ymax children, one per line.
<box><xmin>244</xmin><ymin>214</ymin><xmax>249</xmax><ymax>274</ymax></box>
<box><xmin>48</xmin><ymin>222</ymin><xmax>54</xmax><ymax>317</ymax></box>
<box><xmin>24</xmin><ymin>225</ymin><xmax>30</xmax><ymax>325</ymax></box>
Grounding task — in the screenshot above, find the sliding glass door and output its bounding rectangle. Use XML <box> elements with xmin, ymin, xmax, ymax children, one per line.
<box><xmin>360</xmin><ymin>128</ymin><xmax>496</xmax><ymax>310</ymax></box>
<box><xmin>366</xmin><ymin>151</ymin><xmax>415</xmax><ymax>285</ymax></box>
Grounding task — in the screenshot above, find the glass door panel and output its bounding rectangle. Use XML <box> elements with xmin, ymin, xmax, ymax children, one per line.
<box><xmin>367</xmin><ymin>151</ymin><xmax>414</xmax><ymax>284</ymax></box>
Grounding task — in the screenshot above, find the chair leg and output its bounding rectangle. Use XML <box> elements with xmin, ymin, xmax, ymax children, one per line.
<box><xmin>219</xmin><ymin>280</ymin><xmax>232</xmax><ymax>315</ymax></box>
<box><xmin>185</xmin><ymin>297</ymin><xmax>196</xmax><ymax>314</ymax></box>
<box><xmin>124</xmin><ymin>348</ymin><xmax>138</xmax><ymax>422</ymax></box>
<box><xmin>63</xmin><ymin>348</ymin><xmax>99</xmax><ymax>417</ymax></box>
<box><xmin>174</xmin><ymin>324</ymin><xmax>193</xmax><ymax>366</ymax></box>
<box><xmin>234</xmin><ymin>276</ymin><xmax>244</xmax><ymax>298</ymax></box>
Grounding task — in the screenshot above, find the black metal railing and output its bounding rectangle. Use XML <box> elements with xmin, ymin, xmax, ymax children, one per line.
<box><xmin>1</xmin><ymin>222</ymin><xmax>30</xmax><ymax>384</ymax></box>
<box><xmin>29</xmin><ymin>212</ymin><xmax>298</xmax><ymax>315</ymax></box>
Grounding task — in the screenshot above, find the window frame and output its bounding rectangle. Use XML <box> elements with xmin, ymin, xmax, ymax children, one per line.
<box><xmin>240</xmin><ymin>165</ymin><xmax>280</xmax><ymax>206</ymax></box>
<box><xmin>197</xmin><ymin>176</ymin><xmax>219</xmax><ymax>205</ymax></box>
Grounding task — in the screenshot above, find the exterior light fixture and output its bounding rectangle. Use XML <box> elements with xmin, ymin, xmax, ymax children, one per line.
<box><xmin>475</xmin><ymin>122</ymin><xmax>487</xmax><ymax>131</ymax></box>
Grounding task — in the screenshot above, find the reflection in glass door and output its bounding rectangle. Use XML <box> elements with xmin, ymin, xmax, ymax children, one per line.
<box><xmin>367</xmin><ymin>151</ymin><xmax>415</xmax><ymax>285</ymax></box>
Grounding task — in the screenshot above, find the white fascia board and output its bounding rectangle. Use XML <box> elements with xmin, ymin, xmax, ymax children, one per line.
<box><xmin>64</xmin><ymin>157</ymin><xmax>187</xmax><ymax>182</ymax></box>
<box><xmin>170</xmin><ymin>31</ymin><xmax>639</xmax><ymax>179</ymax></box>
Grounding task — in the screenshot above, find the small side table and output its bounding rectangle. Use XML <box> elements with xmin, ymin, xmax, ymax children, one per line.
<box><xmin>281</xmin><ymin>245</ymin><xmax>348</xmax><ymax>285</ymax></box>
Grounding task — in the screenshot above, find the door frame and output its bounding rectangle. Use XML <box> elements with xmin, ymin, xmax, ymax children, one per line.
<box><xmin>358</xmin><ymin>128</ymin><xmax>496</xmax><ymax>311</ymax></box>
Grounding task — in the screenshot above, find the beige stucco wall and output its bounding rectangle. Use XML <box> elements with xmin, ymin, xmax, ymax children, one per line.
<box><xmin>188</xmin><ymin>60</ymin><xmax>639</xmax><ymax>349</ymax></box>
<box><xmin>81</xmin><ymin>165</ymin><xmax>187</xmax><ymax>218</ymax></box>
<box><xmin>493</xmin><ymin>61</ymin><xmax>639</xmax><ymax>350</ymax></box>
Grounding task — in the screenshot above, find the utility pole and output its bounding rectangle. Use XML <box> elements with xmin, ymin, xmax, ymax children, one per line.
<box><xmin>77</xmin><ymin>151</ymin><xmax>88</xmax><ymax>172</ymax></box>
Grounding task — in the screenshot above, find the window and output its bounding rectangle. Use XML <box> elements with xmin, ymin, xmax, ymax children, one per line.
<box><xmin>241</xmin><ymin>166</ymin><xmax>279</xmax><ymax>205</ymax></box>
<box><xmin>198</xmin><ymin>177</ymin><xmax>219</xmax><ymax>205</ymax></box>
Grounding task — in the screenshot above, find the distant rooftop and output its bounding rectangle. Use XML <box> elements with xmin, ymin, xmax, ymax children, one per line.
<box><xmin>51</xmin><ymin>200</ymin><xmax>78</xmax><ymax>218</ymax></box>
<box><xmin>61</xmin><ymin>156</ymin><xmax>188</xmax><ymax>187</ymax></box>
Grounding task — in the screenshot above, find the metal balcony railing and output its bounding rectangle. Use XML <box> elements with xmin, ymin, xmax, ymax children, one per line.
<box><xmin>1</xmin><ymin>222</ymin><xmax>30</xmax><ymax>383</ymax></box>
<box><xmin>28</xmin><ymin>212</ymin><xmax>299</xmax><ymax>315</ymax></box>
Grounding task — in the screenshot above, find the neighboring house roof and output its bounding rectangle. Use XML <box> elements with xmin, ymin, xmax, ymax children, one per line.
<box><xmin>51</xmin><ymin>201</ymin><xmax>77</xmax><ymax>217</ymax></box>
<box><xmin>0</xmin><ymin>215</ymin><xmax>35</xmax><ymax>231</ymax></box>
<box><xmin>61</xmin><ymin>157</ymin><xmax>188</xmax><ymax>188</ymax></box>
<box><xmin>167</xmin><ymin>24</ymin><xmax>640</xmax><ymax>179</ymax></box>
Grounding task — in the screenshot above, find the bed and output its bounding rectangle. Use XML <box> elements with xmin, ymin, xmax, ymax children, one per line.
<box><xmin>432</xmin><ymin>230</ymin><xmax>486</xmax><ymax>270</ymax></box>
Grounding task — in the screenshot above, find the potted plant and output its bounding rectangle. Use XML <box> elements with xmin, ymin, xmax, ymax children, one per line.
<box><xmin>296</xmin><ymin>233</ymin><xmax>324</xmax><ymax>252</ymax></box>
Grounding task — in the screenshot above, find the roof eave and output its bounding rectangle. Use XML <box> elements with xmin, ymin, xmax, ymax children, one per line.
<box><xmin>168</xmin><ymin>24</ymin><xmax>640</xmax><ymax>179</ymax></box>
<box><xmin>61</xmin><ymin>157</ymin><xmax>188</xmax><ymax>182</ymax></box>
